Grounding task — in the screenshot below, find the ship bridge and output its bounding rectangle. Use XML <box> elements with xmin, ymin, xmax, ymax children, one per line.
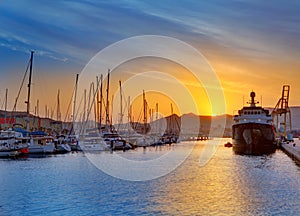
<box><xmin>234</xmin><ymin>91</ymin><xmax>273</xmax><ymax>125</ymax></box>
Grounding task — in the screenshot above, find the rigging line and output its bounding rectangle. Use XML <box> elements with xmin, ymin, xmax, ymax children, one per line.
<box><xmin>74</xmin><ymin>91</ymin><xmax>84</xmax><ymax>122</ymax></box>
<box><xmin>84</xmin><ymin>78</ymin><xmax>101</xmax><ymax>128</ymax></box>
<box><xmin>63</xmin><ymin>85</ymin><xmax>75</xmax><ymax>122</ymax></box>
<box><xmin>13</xmin><ymin>59</ymin><xmax>30</xmax><ymax>111</ymax></box>
<box><xmin>133</xmin><ymin>106</ymin><xmax>143</xmax><ymax>129</ymax></box>
<box><xmin>0</xmin><ymin>91</ymin><xmax>4</xmax><ymax>110</ymax></box>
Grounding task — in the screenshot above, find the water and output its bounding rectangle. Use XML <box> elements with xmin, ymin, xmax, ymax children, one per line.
<box><xmin>1</xmin><ymin>139</ymin><xmax>300</xmax><ymax>215</ymax></box>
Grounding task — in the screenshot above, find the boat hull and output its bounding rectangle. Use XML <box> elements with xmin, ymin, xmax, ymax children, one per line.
<box><xmin>28</xmin><ymin>144</ymin><xmax>55</xmax><ymax>154</ymax></box>
<box><xmin>0</xmin><ymin>150</ymin><xmax>19</xmax><ymax>158</ymax></box>
<box><xmin>232</xmin><ymin>123</ymin><xmax>277</xmax><ymax>155</ymax></box>
<box><xmin>55</xmin><ymin>144</ymin><xmax>71</xmax><ymax>154</ymax></box>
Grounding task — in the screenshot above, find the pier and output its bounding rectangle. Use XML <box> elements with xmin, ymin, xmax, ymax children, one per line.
<box><xmin>280</xmin><ymin>139</ymin><xmax>300</xmax><ymax>163</ymax></box>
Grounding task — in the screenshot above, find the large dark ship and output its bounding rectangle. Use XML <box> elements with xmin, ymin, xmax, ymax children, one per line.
<box><xmin>232</xmin><ymin>91</ymin><xmax>277</xmax><ymax>155</ymax></box>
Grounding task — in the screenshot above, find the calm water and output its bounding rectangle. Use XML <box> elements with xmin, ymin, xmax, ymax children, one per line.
<box><xmin>1</xmin><ymin>138</ymin><xmax>300</xmax><ymax>216</ymax></box>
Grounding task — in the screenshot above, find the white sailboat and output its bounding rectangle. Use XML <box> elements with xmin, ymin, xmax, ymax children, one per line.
<box><xmin>78</xmin><ymin>128</ymin><xmax>109</xmax><ymax>151</ymax></box>
<box><xmin>21</xmin><ymin>51</ymin><xmax>55</xmax><ymax>154</ymax></box>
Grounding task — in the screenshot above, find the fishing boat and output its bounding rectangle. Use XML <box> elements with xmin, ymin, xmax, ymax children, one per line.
<box><xmin>232</xmin><ymin>91</ymin><xmax>277</xmax><ymax>155</ymax></box>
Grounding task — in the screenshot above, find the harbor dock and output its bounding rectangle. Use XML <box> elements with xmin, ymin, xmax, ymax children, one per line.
<box><xmin>280</xmin><ymin>139</ymin><xmax>300</xmax><ymax>163</ymax></box>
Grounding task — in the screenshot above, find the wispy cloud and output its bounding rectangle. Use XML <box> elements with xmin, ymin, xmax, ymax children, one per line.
<box><xmin>1</xmin><ymin>0</ymin><xmax>299</xmax><ymax>65</ymax></box>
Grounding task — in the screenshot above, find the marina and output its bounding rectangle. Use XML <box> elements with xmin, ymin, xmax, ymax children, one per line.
<box><xmin>0</xmin><ymin>37</ymin><xmax>299</xmax><ymax>216</ymax></box>
<box><xmin>1</xmin><ymin>1</ymin><xmax>300</xmax><ymax>215</ymax></box>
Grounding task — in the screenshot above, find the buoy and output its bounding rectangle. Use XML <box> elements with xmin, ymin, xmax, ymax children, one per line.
<box><xmin>224</xmin><ymin>142</ymin><xmax>233</xmax><ymax>147</ymax></box>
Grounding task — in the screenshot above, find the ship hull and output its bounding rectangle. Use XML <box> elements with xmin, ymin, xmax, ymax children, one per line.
<box><xmin>232</xmin><ymin>123</ymin><xmax>277</xmax><ymax>155</ymax></box>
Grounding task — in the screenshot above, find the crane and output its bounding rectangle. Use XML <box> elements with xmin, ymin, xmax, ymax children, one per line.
<box><xmin>271</xmin><ymin>85</ymin><xmax>292</xmax><ymax>139</ymax></box>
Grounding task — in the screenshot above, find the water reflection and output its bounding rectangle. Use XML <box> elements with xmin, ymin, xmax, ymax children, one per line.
<box><xmin>150</xmin><ymin>140</ymin><xmax>300</xmax><ymax>215</ymax></box>
<box><xmin>1</xmin><ymin>139</ymin><xmax>300</xmax><ymax>215</ymax></box>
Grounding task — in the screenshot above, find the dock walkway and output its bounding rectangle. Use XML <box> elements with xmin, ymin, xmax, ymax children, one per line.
<box><xmin>280</xmin><ymin>139</ymin><xmax>300</xmax><ymax>162</ymax></box>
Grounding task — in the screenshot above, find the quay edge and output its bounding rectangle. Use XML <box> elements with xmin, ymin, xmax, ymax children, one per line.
<box><xmin>280</xmin><ymin>140</ymin><xmax>300</xmax><ymax>163</ymax></box>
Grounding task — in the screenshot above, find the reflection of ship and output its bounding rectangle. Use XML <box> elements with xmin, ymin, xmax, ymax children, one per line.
<box><xmin>232</xmin><ymin>91</ymin><xmax>277</xmax><ymax>155</ymax></box>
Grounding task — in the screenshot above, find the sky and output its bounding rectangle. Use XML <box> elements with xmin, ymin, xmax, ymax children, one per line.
<box><xmin>0</xmin><ymin>0</ymin><xmax>300</xmax><ymax>120</ymax></box>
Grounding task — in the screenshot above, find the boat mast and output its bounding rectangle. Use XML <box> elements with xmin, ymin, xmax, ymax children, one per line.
<box><xmin>105</xmin><ymin>69</ymin><xmax>110</xmax><ymax>130</ymax></box>
<box><xmin>99</xmin><ymin>74</ymin><xmax>103</xmax><ymax>131</ymax></box>
<box><xmin>4</xmin><ymin>88</ymin><xmax>8</xmax><ymax>128</ymax></box>
<box><xmin>81</xmin><ymin>89</ymin><xmax>87</xmax><ymax>135</ymax></box>
<box><xmin>45</xmin><ymin>105</ymin><xmax>47</xmax><ymax>118</ymax></box>
<box><xmin>170</xmin><ymin>103</ymin><xmax>173</xmax><ymax>135</ymax></box>
<box><xmin>72</xmin><ymin>74</ymin><xmax>79</xmax><ymax>133</ymax></box>
<box><xmin>36</xmin><ymin>99</ymin><xmax>39</xmax><ymax>116</ymax></box>
<box><xmin>25</xmin><ymin>51</ymin><xmax>34</xmax><ymax>131</ymax></box>
<box><xmin>111</xmin><ymin>94</ymin><xmax>114</xmax><ymax>131</ymax></box>
<box><xmin>119</xmin><ymin>80</ymin><xmax>123</xmax><ymax>125</ymax></box>
<box><xmin>127</xmin><ymin>96</ymin><xmax>131</xmax><ymax>141</ymax></box>
<box><xmin>96</xmin><ymin>76</ymin><xmax>100</xmax><ymax>129</ymax></box>
<box><xmin>156</xmin><ymin>103</ymin><xmax>158</xmax><ymax>135</ymax></box>
<box><xmin>143</xmin><ymin>90</ymin><xmax>147</xmax><ymax>135</ymax></box>
<box><xmin>94</xmin><ymin>80</ymin><xmax>98</xmax><ymax>128</ymax></box>
<box><xmin>57</xmin><ymin>89</ymin><xmax>61</xmax><ymax>133</ymax></box>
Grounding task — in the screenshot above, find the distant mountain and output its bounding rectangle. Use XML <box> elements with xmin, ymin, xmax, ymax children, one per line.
<box><xmin>149</xmin><ymin>105</ymin><xmax>300</xmax><ymax>137</ymax></box>
<box><xmin>149</xmin><ymin>113</ymin><xmax>233</xmax><ymax>137</ymax></box>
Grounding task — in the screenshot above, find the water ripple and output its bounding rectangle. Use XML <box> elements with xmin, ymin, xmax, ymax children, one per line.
<box><xmin>0</xmin><ymin>139</ymin><xmax>300</xmax><ymax>215</ymax></box>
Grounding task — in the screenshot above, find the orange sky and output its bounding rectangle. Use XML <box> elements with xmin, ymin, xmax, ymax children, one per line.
<box><xmin>2</xmin><ymin>45</ymin><xmax>300</xmax><ymax>122</ymax></box>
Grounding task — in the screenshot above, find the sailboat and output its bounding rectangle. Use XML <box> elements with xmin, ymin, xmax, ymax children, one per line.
<box><xmin>77</xmin><ymin>76</ymin><xmax>110</xmax><ymax>151</ymax></box>
<box><xmin>99</xmin><ymin>71</ymin><xmax>131</xmax><ymax>151</ymax></box>
<box><xmin>161</xmin><ymin>104</ymin><xmax>180</xmax><ymax>144</ymax></box>
<box><xmin>131</xmin><ymin>90</ymin><xmax>157</xmax><ymax>147</ymax></box>
<box><xmin>53</xmin><ymin>89</ymin><xmax>71</xmax><ymax>153</ymax></box>
<box><xmin>19</xmin><ymin>51</ymin><xmax>55</xmax><ymax>154</ymax></box>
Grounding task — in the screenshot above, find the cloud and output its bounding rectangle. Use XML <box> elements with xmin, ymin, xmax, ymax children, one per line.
<box><xmin>0</xmin><ymin>1</ymin><xmax>299</xmax><ymax>75</ymax></box>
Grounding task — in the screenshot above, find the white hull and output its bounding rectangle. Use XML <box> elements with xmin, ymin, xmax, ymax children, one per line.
<box><xmin>79</xmin><ymin>143</ymin><xmax>108</xmax><ymax>151</ymax></box>
<box><xmin>55</xmin><ymin>144</ymin><xmax>71</xmax><ymax>153</ymax></box>
<box><xmin>0</xmin><ymin>150</ymin><xmax>19</xmax><ymax>157</ymax></box>
<box><xmin>29</xmin><ymin>143</ymin><xmax>55</xmax><ymax>154</ymax></box>
<box><xmin>78</xmin><ymin>139</ymin><xmax>109</xmax><ymax>151</ymax></box>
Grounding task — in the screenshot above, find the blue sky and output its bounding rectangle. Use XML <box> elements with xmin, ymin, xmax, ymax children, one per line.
<box><xmin>2</xmin><ymin>0</ymin><xmax>299</xmax><ymax>64</ymax></box>
<box><xmin>0</xmin><ymin>0</ymin><xmax>300</xmax><ymax>115</ymax></box>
